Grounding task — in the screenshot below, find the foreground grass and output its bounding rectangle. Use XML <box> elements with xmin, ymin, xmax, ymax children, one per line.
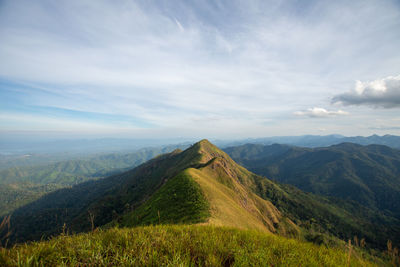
<box><xmin>0</xmin><ymin>225</ymin><xmax>378</xmax><ymax>266</ymax></box>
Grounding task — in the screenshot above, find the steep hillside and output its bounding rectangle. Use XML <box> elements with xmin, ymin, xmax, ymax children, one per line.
<box><xmin>117</xmin><ymin>141</ymin><xmax>295</xmax><ymax>236</ymax></box>
<box><xmin>6</xmin><ymin>140</ymin><xmax>400</xmax><ymax>250</ymax></box>
<box><xmin>225</xmin><ymin>143</ymin><xmax>400</xmax><ymax>217</ymax></box>
<box><xmin>8</xmin><ymin>149</ymin><xmax>186</xmax><ymax>243</ymax></box>
<box><xmin>0</xmin><ymin>145</ymin><xmax>182</xmax><ymax>216</ymax></box>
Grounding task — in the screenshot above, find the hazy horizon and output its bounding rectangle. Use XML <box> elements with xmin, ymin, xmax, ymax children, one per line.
<box><xmin>1</xmin><ymin>133</ymin><xmax>399</xmax><ymax>156</ymax></box>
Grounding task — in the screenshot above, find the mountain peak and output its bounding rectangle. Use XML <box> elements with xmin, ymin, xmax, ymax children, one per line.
<box><xmin>190</xmin><ymin>139</ymin><xmax>233</xmax><ymax>164</ymax></box>
<box><xmin>198</xmin><ymin>139</ymin><xmax>212</xmax><ymax>145</ymax></box>
<box><xmin>195</xmin><ymin>139</ymin><xmax>215</xmax><ymax>150</ymax></box>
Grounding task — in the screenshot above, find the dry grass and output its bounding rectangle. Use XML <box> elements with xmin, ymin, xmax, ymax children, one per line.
<box><xmin>187</xmin><ymin>155</ymin><xmax>299</xmax><ymax>237</ymax></box>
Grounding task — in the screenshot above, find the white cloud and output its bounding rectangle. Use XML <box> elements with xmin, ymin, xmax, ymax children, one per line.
<box><xmin>332</xmin><ymin>75</ymin><xmax>400</xmax><ymax>108</ymax></box>
<box><xmin>0</xmin><ymin>0</ymin><xmax>400</xmax><ymax>137</ymax></box>
<box><xmin>294</xmin><ymin>107</ymin><xmax>349</xmax><ymax>118</ymax></box>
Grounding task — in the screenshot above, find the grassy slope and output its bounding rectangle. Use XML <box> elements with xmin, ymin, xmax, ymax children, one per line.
<box><xmin>118</xmin><ymin>169</ymin><xmax>210</xmax><ymax>226</ymax></box>
<box><xmin>194</xmin><ymin>140</ymin><xmax>285</xmax><ymax>232</ymax></box>
<box><xmin>0</xmin><ymin>225</ymin><xmax>377</xmax><ymax>267</ymax></box>
<box><xmin>116</xmin><ymin>140</ymin><xmax>297</xmax><ymax>236</ymax></box>
<box><xmin>188</xmin><ymin>141</ymin><xmax>396</xmax><ymax>248</ymax></box>
<box><xmin>189</xmin><ymin>161</ymin><xmax>298</xmax><ymax>236</ymax></box>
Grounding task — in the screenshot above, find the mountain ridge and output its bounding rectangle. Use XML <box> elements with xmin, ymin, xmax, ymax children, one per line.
<box><xmin>114</xmin><ymin>139</ymin><xmax>296</xmax><ymax>235</ymax></box>
<box><xmin>218</xmin><ymin>134</ymin><xmax>400</xmax><ymax>149</ymax></box>
<box><xmin>6</xmin><ymin>140</ymin><xmax>400</xmax><ymax>250</ymax></box>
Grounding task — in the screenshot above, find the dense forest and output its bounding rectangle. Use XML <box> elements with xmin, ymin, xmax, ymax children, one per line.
<box><xmin>225</xmin><ymin>143</ymin><xmax>400</xmax><ymax>218</ymax></box>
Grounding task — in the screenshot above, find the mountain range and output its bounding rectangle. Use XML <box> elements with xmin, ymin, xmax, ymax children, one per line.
<box><xmin>224</xmin><ymin>142</ymin><xmax>400</xmax><ymax>218</ymax></box>
<box><xmin>218</xmin><ymin>134</ymin><xmax>400</xmax><ymax>149</ymax></box>
<box><xmin>6</xmin><ymin>140</ymin><xmax>400</xmax><ymax>251</ymax></box>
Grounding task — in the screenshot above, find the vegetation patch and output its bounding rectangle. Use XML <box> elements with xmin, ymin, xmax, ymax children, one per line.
<box><xmin>0</xmin><ymin>225</ymin><xmax>378</xmax><ymax>266</ymax></box>
<box><xmin>118</xmin><ymin>170</ymin><xmax>210</xmax><ymax>226</ymax></box>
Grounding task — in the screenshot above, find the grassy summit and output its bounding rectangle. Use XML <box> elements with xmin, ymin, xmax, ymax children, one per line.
<box><xmin>113</xmin><ymin>139</ymin><xmax>297</xmax><ymax>235</ymax></box>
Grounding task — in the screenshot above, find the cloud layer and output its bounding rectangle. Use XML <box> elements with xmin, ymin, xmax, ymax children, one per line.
<box><xmin>294</xmin><ymin>107</ymin><xmax>349</xmax><ymax>118</ymax></box>
<box><xmin>0</xmin><ymin>0</ymin><xmax>400</xmax><ymax>138</ymax></box>
<box><xmin>332</xmin><ymin>75</ymin><xmax>400</xmax><ymax>108</ymax></box>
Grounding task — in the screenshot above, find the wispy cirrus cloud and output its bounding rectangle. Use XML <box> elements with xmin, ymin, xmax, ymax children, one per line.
<box><xmin>294</xmin><ymin>107</ymin><xmax>349</xmax><ymax>118</ymax></box>
<box><xmin>332</xmin><ymin>75</ymin><xmax>400</xmax><ymax>108</ymax></box>
<box><xmin>0</xmin><ymin>0</ymin><xmax>400</xmax><ymax>138</ymax></box>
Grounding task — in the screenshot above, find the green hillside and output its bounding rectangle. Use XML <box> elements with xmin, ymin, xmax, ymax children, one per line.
<box><xmin>0</xmin><ymin>145</ymin><xmax>182</xmax><ymax>216</ymax></box>
<box><xmin>224</xmin><ymin>143</ymin><xmax>400</xmax><ymax>217</ymax></box>
<box><xmin>119</xmin><ymin>170</ymin><xmax>210</xmax><ymax>226</ymax></box>
<box><xmin>7</xmin><ymin>149</ymin><xmax>186</xmax><ymax>243</ymax></box>
<box><xmin>0</xmin><ymin>225</ymin><xmax>378</xmax><ymax>266</ymax></box>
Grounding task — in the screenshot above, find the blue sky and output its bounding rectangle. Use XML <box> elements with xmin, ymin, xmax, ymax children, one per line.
<box><xmin>1</xmin><ymin>0</ymin><xmax>400</xmax><ymax>139</ymax></box>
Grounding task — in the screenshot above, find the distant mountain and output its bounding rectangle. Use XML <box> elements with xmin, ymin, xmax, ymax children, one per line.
<box><xmin>0</xmin><ymin>145</ymin><xmax>186</xmax><ymax>216</ymax></box>
<box><xmin>7</xmin><ymin>140</ymin><xmax>400</xmax><ymax>250</ymax></box>
<box><xmin>0</xmin><ymin>153</ymin><xmax>82</xmax><ymax>170</ymax></box>
<box><xmin>225</xmin><ymin>143</ymin><xmax>400</xmax><ymax>218</ymax></box>
<box><xmin>218</xmin><ymin>134</ymin><xmax>400</xmax><ymax>149</ymax></box>
<box><xmin>0</xmin><ymin>145</ymin><xmax>185</xmax><ymax>185</ymax></box>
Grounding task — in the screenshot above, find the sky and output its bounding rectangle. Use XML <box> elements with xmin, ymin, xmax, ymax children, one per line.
<box><xmin>0</xmin><ymin>0</ymin><xmax>400</xmax><ymax>140</ymax></box>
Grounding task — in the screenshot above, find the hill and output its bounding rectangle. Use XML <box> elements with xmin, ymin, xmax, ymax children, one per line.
<box><xmin>116</xmin><ymin>140</ymin><xmax>295</xmax><ymax>235</ymax></box>
<box><xmin>6</xmin><ymin>140</ymin><xmax>400</xmax><ymax>250</ymax></box>
<box><xmin>224</xmin><ymin>143</ymin><xmax>400</xmax><ymax>218</ymax></box>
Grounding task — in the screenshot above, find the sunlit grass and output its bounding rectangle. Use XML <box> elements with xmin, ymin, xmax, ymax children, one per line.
<box><xmin>0</xmin><ymin>224</ymin><xmax>377</xmax><ymax>266</ymax></box>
